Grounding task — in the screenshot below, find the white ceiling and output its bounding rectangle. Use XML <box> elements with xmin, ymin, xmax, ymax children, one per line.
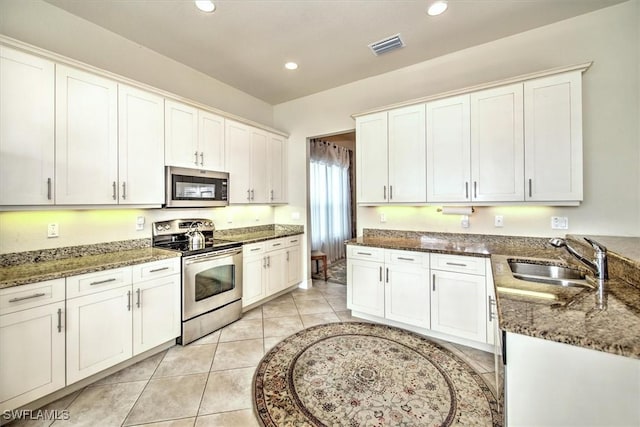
<box><xmin>44</xmin><ymin>0</ymin><xmax>625</xmax><ymax>105</ymax></box>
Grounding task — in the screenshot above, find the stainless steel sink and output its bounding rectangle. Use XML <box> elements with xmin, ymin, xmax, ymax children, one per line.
<box><xmin>508</xmin><ymin>260</ymin><xmax>594</xmax><ymax>289</ymax></box>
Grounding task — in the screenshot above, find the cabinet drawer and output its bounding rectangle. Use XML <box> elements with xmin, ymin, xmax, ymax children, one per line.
<box><xmin>0</xmin><ymin>279</ymin><xmax>65</xmax><ymax>315</ymax></box>
<box><xmin>66</xmin><ymin>267</ymin><xmax>132</xmax><ymax>299</ymax></box>
<box><xmin>431</xmin><ymin>254</ymin><xmax>486</xmax><ymax>275</ymax></box>
<box><xmin>244</xmin><ymin>242</ymin><xmax>266</xmax><ymax>257</ymax></box>
<box><xmin>348</xmin><ymin>245</ymin><xmax>385</xmax><ymax>261</ymax></box>
<box><xmin>285</xmin><ymin>235</ymin><xmax>302</xmax><ymax>247</ymax></box>
<box><xmin>266</xmin><ymin>238</ymin><xmax>286</xmax><ymax>251</ymax></box>
<box><xmin>132</xmin><ymin>258</ymin><xmax>180</xmax><ymax>282</ymax></box>
<box><xmin>386</xmin><ymin>250</ymin><xmax>429</xmax><ymax>267</ymax></box>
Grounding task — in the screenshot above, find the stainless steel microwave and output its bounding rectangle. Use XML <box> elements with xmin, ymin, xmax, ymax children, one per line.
<box><xmin>165</xmin><ymin>166</ymin><xmax>229</xmax><ymax>208</ymax></box>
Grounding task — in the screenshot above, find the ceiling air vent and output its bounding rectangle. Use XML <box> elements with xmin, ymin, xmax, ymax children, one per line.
<box><xmin>368</xmin><ymin>33</ymin><xmax>405</xmax><ymax>56</ymax></box>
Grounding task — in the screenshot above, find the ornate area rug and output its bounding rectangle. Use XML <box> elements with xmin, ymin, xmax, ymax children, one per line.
<box><xmin>253</xmin><ymin>322</ymin><xmax>501</xmax><ymax>426</ymax></box>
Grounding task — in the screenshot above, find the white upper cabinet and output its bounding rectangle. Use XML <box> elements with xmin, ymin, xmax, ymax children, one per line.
<box><xmin>426</xmin><ymin>95</ymin><xmax>471</xmax><ymax>202</ymax></box>
<box><xmin>225</xmin><ymin>120</ymin><xmax>252</xmax><ymax>203</ymax></box>
<box><xmin>118</xmin><ymin>84</ymin><xmax>164</xmax><ymax>205</ymax></box>
<box><xmin>55</xmin><ymin>64</ymin><xmax>119</xmax><ymax>205</ymax></box>
<box><xmin>470</xmin><ymin>83</ymin><xmax>524</xmax><ymax>202</ymax></box>
<box><xmin>524</xmin><ymin>71</ymin><xmax>583</xmax><ymax>202</ymax></box>
<box><xmin>268</xmin><ymin>133</ymin><xmax>287</xmax><ymax>204</ymax></box>
<box><xmin>0</xmin><ymin>47</ymin><xmax>55</xmax><ymax>206</ymax></box>
<box><xmin>165</xmin><ymin>100</ymin><xmax>226</xmax><ymax>171</ymax></box>
<box><xmin>356</xmin><ymin>112</ymin><xmax>388</xmax><ymax>204</ymax></box>
<box><xmin>249</xmin><ymin>127</ymin><xmax>269</xmax><ymax>203</ymax></box>
<box><xmin>199</xmin><ymin>110</ymin><xmax>225</xmax><ymax>171</ymax></box>
<box><xmin>164</xmin><ymin>100</ymin><xmax>199</xmax><ymax>168</ymax></box>
<box><xmin>357</xmin><ymin>105</ymin><xmax>426</xmax><ymax>204</ymax></box>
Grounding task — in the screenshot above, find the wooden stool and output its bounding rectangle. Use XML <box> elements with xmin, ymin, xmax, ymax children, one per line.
<box><xmin>310</xmin><ymin>250</ymin><xmax>328</xmax><ymax>281</ymax></box>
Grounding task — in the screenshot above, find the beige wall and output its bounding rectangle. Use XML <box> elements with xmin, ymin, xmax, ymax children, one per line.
<box><xmin>274</xmin><ymin>1</ymin><xmax>640</xmax><ymax>246</ymax></box>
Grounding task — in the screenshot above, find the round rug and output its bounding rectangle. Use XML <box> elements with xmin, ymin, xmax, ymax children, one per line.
<box><xmin>253</xmin><ymin>322</ymin><xmax>501</xmax><ymax>426</ymax></box>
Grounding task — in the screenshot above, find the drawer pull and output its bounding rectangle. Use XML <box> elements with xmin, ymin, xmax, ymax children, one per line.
<box><xmin>251</xmin><ymin>247</ymin><xmax>262</xmax><ymax>252</ymax></box>
<box><xmin>149</xmin><ymin>266</ymin><xmax>170</xmax><ymax>273</ymax></box>
<box><xmin>57</xmin><ymin>308</ymin><xmax>62</xmax><ymax>333</ymax></box>
<box><xmin>290</xmin><ymin>240</ymin><xmax>298</xmax><ymax>243</ymax></box>
<box><xmin>9</xmin><ymin>292</ymin><xmax>46</xmax><ymax>303</ymax></box>
<box><xmin>90</xmin><ymin>278</ymin><xmax>117</xmax><ymax>286</ymax></box>
<box><xmin>397</xmin><ymin>257</ymin><xmax>415</xmax><ymax>261</ymax></box>
<box><xmin>445</xmin><ymin>262</ymin><xmax>467</xmax><ymax>267</ymax></box>
<box><xmin>356</xmin><ymin>251</ymin><xmax>372</xmax><ymax>256</ymax></box>
<box><xmin>272</xmin><ymin>243</ymin><xmax>282</xmax><ymax>247</ymax></box>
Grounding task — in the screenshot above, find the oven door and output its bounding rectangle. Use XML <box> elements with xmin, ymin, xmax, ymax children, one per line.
<box><xmin>182</xmin><ymin>248</ymin><xmax>242</xmax><ymax>320</ymax></box>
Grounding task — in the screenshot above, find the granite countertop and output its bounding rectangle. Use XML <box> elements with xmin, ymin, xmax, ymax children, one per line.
<box><xmin>220</xmin><ymin>229</ymin><xmax>304</xmax><ymax>244</ymax></box>
<box><xmin>347</xmin><ymin>229</ymin><xmax>640</xmax><ymax>360</ymax></box>
<box><xmin>0</xmin><ymin>247</ymin><xmax>180</xmax><ymax>289</ymax></box>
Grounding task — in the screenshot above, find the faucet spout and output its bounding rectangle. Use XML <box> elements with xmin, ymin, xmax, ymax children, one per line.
<box><xmin>548</xmin><ymin>237</ymin><xmax>608</xmax><ymax>281</ymax></box>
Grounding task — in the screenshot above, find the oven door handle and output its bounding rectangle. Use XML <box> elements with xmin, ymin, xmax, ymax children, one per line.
<box><xmin>184</xmin><ymin>249</ymin><xmax>242</xmax><ymax>265</ymax></box>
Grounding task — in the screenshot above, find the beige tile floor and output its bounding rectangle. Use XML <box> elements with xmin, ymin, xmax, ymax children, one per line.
<box><xmin>8</xmin><ymin>280</ymin><xmax>497</xmax><ymax>427</ymax></box>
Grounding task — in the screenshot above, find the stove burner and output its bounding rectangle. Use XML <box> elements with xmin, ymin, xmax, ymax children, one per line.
<box><xmin>151</xmin><ymin>218</ymin><xmax>241</xmax><ymax>256</ymax></box>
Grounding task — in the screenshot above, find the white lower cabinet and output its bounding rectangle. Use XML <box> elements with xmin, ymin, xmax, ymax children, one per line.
<box><xmin>242</xmin><ymin>236</ymin><xmax>303</xmax><ymax>308</ymax></box>
<box><xmin>0</xmin><ymin>279</ymin><xmax>66</xmax><ymax>413</ymax></box>
<box><xmin>66</xmin><ymin>258</ymin><xmax>180</xmax><ymax>384</ymax></box>
<box><xmin>347</xmin><ymin>245</ymin><xmax>492</xmax><ymax>348</ymax></box>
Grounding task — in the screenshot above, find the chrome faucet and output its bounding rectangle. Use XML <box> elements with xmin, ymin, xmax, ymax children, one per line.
<box><xmin>548</xmin><ymin>237</ymin><xmax>608</xmax><ymax>281</ymax></box>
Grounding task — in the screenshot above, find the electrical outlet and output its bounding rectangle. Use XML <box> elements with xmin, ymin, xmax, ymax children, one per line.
<box><xmin>494</xmin><ymin>215</ymin><xmax>504</xmax><ymax>227</ymax></box>
<box><xmin>291</xmin><ymin>211</ymin><xmax>301</xmax><ymax>220</ymax></box>
<box><xmin>136</xmin><ymin>216</ymin><xmax>145</xmax><ymax>231</ymax></box>
<box><xmin>47</xmin><ymin>223</ymin><xmax>59</xmax><ymax>238</ymax></box>
<box><xmin>380</xmin><ymin>213</ymin><xmax>387</xmax><ymax>223</ymax></box>
<box><xmin>551</xmin><ymin>216</ymin><xmax>569</xmax><ymax>230</ymax></box>
<box><xmin>461</xmin><ymin>215</ymin><xmax>470</xmax><ymax>228</ymax></box>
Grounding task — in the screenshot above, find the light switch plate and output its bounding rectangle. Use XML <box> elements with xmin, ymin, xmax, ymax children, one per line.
<box><xmin>551</xmin><ymin>216</ymin><xmax>569</xmax><ymax>230</ymax></box>
<box><xmin>47</xmin><ymin>223</ymin><xmax>59</xmax><ymax>238</ymax></box>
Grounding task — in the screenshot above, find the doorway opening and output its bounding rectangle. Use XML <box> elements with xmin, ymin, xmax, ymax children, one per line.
<box><xmin>307</xmin><ymin>131</ymin><xmax>356</xmax><ymax>284</ymax></box>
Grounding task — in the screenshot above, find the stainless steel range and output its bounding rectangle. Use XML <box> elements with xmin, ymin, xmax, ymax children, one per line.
<box><xmin>152</xmin><ymin>218</ymin><xmax>242</xmax><ymax>345</ymax></box>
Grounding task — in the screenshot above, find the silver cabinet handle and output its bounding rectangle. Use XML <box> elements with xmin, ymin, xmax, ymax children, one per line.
<box><xmin>356</xmin><ymin>251</ymin><xmax>372</xmax><ymax>256</ymax></box>
<box><xmin>250</xmin><ymin>247</ymin><xmax>261</xmax><ymax>252</ymax></box>
<box><xmin>200</xmin><ymin>152</ymin><xmax>204</xmax><ymax>166</ymax></box>
<box><xmin>286</xmin><ymin>251</ymin><xmax>290</xmax><ymax>261</ymax></box>
<box><xmin>383</xmin><ymin>185</ymin><xmax>387</xmax><ymax>200</ymax></box>
<box><xmin>9</xmin><ymin>292</ymin><xmax>46</xmax><ymax>303</ymax></box>
<box><xmin>263</xmin><ymin>257</ymin><xmax>267</xmax><ymax>268</ymax></box>
<box><xmin>488</xmin><ymin>295</ymin><xmax>496</xmax><ymax>322</ymax></box>
<box><xmin>270</xmin><ymin>189</ymin><xmax>274</xmax><ymax>201</ymax></box>
<box><xmin>150</xmin><ymin>266</ymin><xmax>169</xmax><ymax>273</ymax></box>
<box><xmin>465</xmin><ymin>182</ymin><xmax>469</xmax><ymax>199</ymax></box>
<box><xmin>57</xmin><ymin>308</ymin><xmax>62</xmax><ymax>333</ymax></box>
<box><xmin>90</xmin><ymin>278</ymin><xmax>116</xmax><ymax>286</ymax></box>
<box><xmin>127</xmin><ymin>290</ymin><xmax>131</xmax><ymax>311</ymax></box>
<box><xmin>379</xmin><ymin>266</ymin><xmax>383</xmax><ymax>282</ymax></box>
<box><xmin>251</xmin><ymin>189</ymin><xmax>255</xmax><ymax>201</ymax></box>
<box><xmin>385</xmin><ymin>267</ymin><xmax>389</xmax><ymax>283</ymax></box>
<box><xmin>397</xmin><ymin>257</ymin><xmax>414</xmax><ymax>261</ymax></box>
<box><xmin>473</xmin><ymin>181</ymin><xmax>477</xmax><ymax>199</ymax></box>
<box><xmin>390</xmin><ymin>185</ymin><xmax>393</xmax><ymax>200</ymax></box>
<box><xmin>136</xmin><ymin>288</ymin><xmax>141</xmax><ymax>308</ymax></box>
<box><xmin>194</xmin><ymin>151</ymin><xmax>199</xmax><ymax>165</ymax></box>
<box><xmin>432</xmin><ymin>274</ymin><xmax>436</xmax><ymax>291</ymax></box>
<box><xmin>272</xmin><ymin>243</ymin><xmax>282</xmax><ymax>247</ymax></box>
<box><xmin>528</xmin><ymin>178</ymin><xmax>532</xmax><ymax>198</ymax></box>
<box><xmin>446</xmin><ymin>262</ymin><xmax>467</xmax><ymax>267</ymax></box>
<box><xmin>267</xmin><ymin>256</ymin><xmax>271</xmax><ymax>267</ymax></box>
<box><xmin>122</xmin><ymin>182</ymin><xmax>127</xmax><ymax>200</ymax></box>
<box><xmin>247</xmin><ymin>189</ymin><xmax>251</xmax><ymax>201</ymax></box>
<box><xmin>112</xmin><ymin>181</ymin><xmax>117</xmax><ymax>200</ymax></box>
<box><xmin>47</xmin><ymin>178</ymin><xmax>52</xmax><ymax>200</ymax></box>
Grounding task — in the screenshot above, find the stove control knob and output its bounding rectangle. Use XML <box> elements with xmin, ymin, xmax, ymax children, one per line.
<box><xmin>156</xmin><ymin>225</ymin><xmax>163</xmax><ymax>231</ymax></box>
<box><xmin>163</xmin><ymin>224</ymin><xmax>171</xmax><ymax>230</ymax></box>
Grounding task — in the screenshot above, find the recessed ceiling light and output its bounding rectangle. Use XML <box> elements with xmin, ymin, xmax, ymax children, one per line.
<box><xmin>284</xmin><ymin>62</ymin><xmax>298</xmax><ymax>70</ymax></box>
<box><xmin>427</xmin><ymin>1</ymin><xmax>448</xmax><ymax>16</ymax></box>
<box><xmin>195</xmin><ymin>0</ymin><xmax>215</xmax><ymax>13</ymax></box>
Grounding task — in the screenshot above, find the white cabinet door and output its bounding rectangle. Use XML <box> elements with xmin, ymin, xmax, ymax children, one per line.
<box><xmin>268</xmin><ymin>133</ymin><xmax>287</xmax><ymax>203</ymax></box>
<box><xmin>265</xmin><ymin>249</ymin><xmax>288</xmax><ymax>295</ymax></box>
<box><xmin>426</xmin><ymin>95</ymin><xmax>471</xmax><ymax>203</ymax></box>
<box><xmin>225</xmin><ymin>120</ymin><xmax>252</xmax><ymax>203</ymax></box>
<box><xmin>250</xmin><ymin>128</ymin><xmax>269</xmax><ymax>203</ymax></box>
<box><xmin>66</xmin><ymin>286</ymin><xmax>133</xmax><ymax>384</ymax></box>
<box><xmin>0</xmin><ymin>47</ymin><xmax>55</xmax><ymax>206</ymax></box>
<box><xmin>118</xmin><ymin>84</ymin><xmax>164</xmax><ymax>205</ymax></box>
<box><xmin>165</xmin><ymin>100</ymin><xmax>199</xmax><ymax>168</ymax></box>
<box><xmin>199</xmin><ymin>110</ymin><xmax>225</xmax><ymax>171</ymax></box>
<box><xmin>524</xmin><ymin>71</ymin><xmax>583</xmax><ymax>202</ymax></box>
<box><xmin>356</xmin><ymin>112</ymin><xmax>388</xmax><ymax>204</ymax></box>
<box><xmin>0</xmin><ymin>301</ymin><xmax>65</xmax><ymax>413</ymax></box>
<box><xmin>347</xmin><ymin>258</ymin><xmax>384</xmax><ymax>317</ymax></box>
<box><xmin>431</xmin><ymin>270</ymin><xmax>487</xmax><ymax>342</ymax></box>
<box><xmin>286</xmin><ymin>242</ymin><xmax>302</xmax><ymax>286</ymax></box>
<box><xmin>470</xmin><ymin>84</ymin><xmax>524</xmax><ymax>202</ymax></box>
<box><xmin>385</xmin><ymin>263</ymin><xmax>430</xmax><ymax>329</ymax></box>
<box><xmin>242</xmin><ymin>244</ymin><xmax>267</xmax><ymax>307</ymax></box>
<box><xmin>55</xmin><ymin>65</ymin><xmax>118</xmax><ymax>204</ymax></box>
<box><xmin>388</xmin><ymin>104</ymin><xmax>426</xmax><ymax>203</ymax></box>
<box><xmin>133</xmin><ymin>274</ymin><xmax>180</xmax><ymax>355</ymax></box>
